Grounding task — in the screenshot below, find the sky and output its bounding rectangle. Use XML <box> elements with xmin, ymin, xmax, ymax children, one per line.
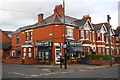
<box><xmin>0</xmin><ymin>0</ymin><xmax>119</xmax><ymax>31</ymax></box>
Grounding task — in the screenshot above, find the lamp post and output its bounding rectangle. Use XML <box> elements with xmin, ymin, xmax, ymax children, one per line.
<box><xmin>63</xmin><ymin>0</ymin><xmax>67</xmax><ymax>69</ymax></box>
<box><xmin>107</xmin><ymin>15</ymin><xmax>112</xmax><ymax>67</ymax></box>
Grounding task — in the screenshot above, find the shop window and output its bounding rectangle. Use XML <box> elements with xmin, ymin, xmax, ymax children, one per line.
<box><xmin>16</xmin><ymin>35</ymin><xmax>19</xmax><ymax>43</ymax></box>
<box><xmin>28</xmin><ymin>48</ymin><xmax>32</xmax><ymax>58</ymax></box>
<box><xmin>67</xmin><ymin>28</ymin><xmax>73</xmax><ymax>38</ymax></box>
<box><xmin>38</xmin><ymin>52</ymin><xmax>42</xmax><ymax>60</ymax></box>
<box><xmin>81</xmin><ymin>30</ymin><xmax>84</xmax><ymax>39</ymax></box>
<box><xmin>45</xmin><ymin>52</ymin><xmax>49</xmax><ymax>60</ymax></box>
<box><xmin>98</xmin><ymin>33</ymin><xmax>100</xmax><ymax>40</ymax></box>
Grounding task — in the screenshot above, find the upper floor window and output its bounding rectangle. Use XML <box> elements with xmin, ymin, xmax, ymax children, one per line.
<box><xmin>67</xmin><ymin>28</ymin><xmax>73</xmax><ymax>39</ymax></box>
<box><xmin>26</xmin><ymin>32</ymin><xmax>29</xmax><ymax>41</ymax></box>
<box><xmin>102</xmin><ymin>33</ymin><xmax>104</xmax><ymax>41</ymax></box>
<box><xmin>16</xmin><ymin>35</ymin><xmax>19</xmax><ymax>43</ymax></box>
<box><xmin>30</xmin><ymin>31</ymin><xmax>33</xmax><ymax>41</ymax></box>
<box><xmin>86</xmin><ymin>31</ymin><xmax>89</xmax><ymax>39</ymax></box>
<box><xmin>106</xmin><ymin>36</ymin><xmax>109</xmax><ymax>43</ymax></box>
<box><xmin>81</xmin><ymin>30</ymin><xmax>84</xmax><ymax>39</ymax></box>
<box><xmin>116</xmin><ymin>37</ymin><xmax>118</xmax><ymax>43</ymax></box>
<box><xmin>97</xmin><ymin>33</ymin><xmax>100</xmax><ymax>40</ymax></box>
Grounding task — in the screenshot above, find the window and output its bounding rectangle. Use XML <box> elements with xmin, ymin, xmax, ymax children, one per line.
<box><xmin>67</xmin><ymin>28</ymin><xmax>73</xmax><ymax>38</ymax></box>
<box><xmin>16</xmin><ymin>35</ymin><xmax>19</xmax><ymax>43</ymax></box>
<box><xmin>86</xmin><ymin>31</ymin><xmax>89</xmax><ymax>39</ymax></box>
<box><xmin>106</xmin><ymin>36</ymin><xmax>109</xmax><ymax>43</ymax></box>
<box><xmin>12</xmin><ymin>51</ymin><xmax>15</xmax><ymax>57</ymax></box>
<box><xmin>98</xmin><ymin>33</ymin><xmax>100</xmax><ymax>40</ymax></box>
<box><xmin>26</xmin><ymin>32</ymin><xmax>29</xmax><ymax>41</ymax></box>
<box><xmin>38</xmin><ymin>52</ymin><xmax>42</xmax><ymax>60</ymax></box>
<box><xmin>45</xmin><ymin>52</ymin><xmax>49</xmax><ymax>60</ymax></box>
<box><xmin>28</xmin><ymin>48</ymin><xmax>32</xmax><ymax>57</ymax></box>
<box><xmin>30</xmin><ymin>31</ymin><xmax>32</xmax><ymax>41</ymax></box>
<box><xmin>81</xmin><ymin>30</ymin><xmax>84</xmax><ymax>39</ymax></box>
<box><xmin>102</xmin><ymin>34</ymin><xmax>104</xmax><ymax>41</ymax></box>
<box><xmin>116</xmin><ymin>37</ymin><xmax>118</xmax><ymax>43</ymax></box>
<box><xmin>98</xmin><ymin>47</ymin><xmax>101</xmax><ymax>54</ymax></box>
<box><xmin>16</xmin><ymin>51</ymin><xmax>20</xmax><ymax>58</ymax></box>
<box><xmin>23</xmin><ymin>48</ymin><xmax>26</xmax><ymax>59</ymax></box>
<box><xmin>106</xmin><ymin>49</ymin><xmax>109</xmax><ymax>55</ymax></box>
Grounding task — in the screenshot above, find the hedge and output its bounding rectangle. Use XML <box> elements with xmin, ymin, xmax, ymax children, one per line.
<box><xmin>86</xmin><ymin>54</ymin><xmax>110</xmax><ymax>60</ymax></box>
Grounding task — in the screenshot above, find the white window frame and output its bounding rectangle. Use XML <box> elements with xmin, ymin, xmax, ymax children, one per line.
<box><xmin>106</xmin><ymin>36</ymin><xmax>109</xmax><ymax>43</ymax></box>
<box><xmin>67</xmin><ymin>28</ymin><xmax>74</xmax><ymax>39</ymax></box>
<box><xmin>28</xmin><ymin>48</ymin><xmax>32</xmax><ymax>58</ymax></box>
<box><xmin>102</xmin><ymin>33</ymin><xmax>104</xmax><ymax>41</ymax></box>
<box><xmin>23</xmin><ymin>48</ymin><xmax>26</xmax><ymax>59</ymax></box>
<box><xmin>86</xmin><ymin>30</ymin><xmax>89</xmax><ymax>39</ymax></box>
<box><xmin>97</xmin><ymin>33</ymin><xmax>100</xmax><ymax>40</ymax></box>
<box><xmin>12</xmin><ymin>51</ymin><xmax>15</xmax><ymax>57</ymax></box>
<box><xmin>81</xmin><ymin>30</ymin><xmax>84</xmax><ymax>39</ymax></box>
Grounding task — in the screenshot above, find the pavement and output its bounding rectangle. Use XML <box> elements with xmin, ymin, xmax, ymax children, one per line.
<box><xmin>31</xmin><ymin>63</ymin><xmax>119</xmax><ymax>73</ymax></box>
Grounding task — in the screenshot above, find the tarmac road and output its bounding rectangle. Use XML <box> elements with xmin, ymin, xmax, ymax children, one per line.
<box><xmin>1</xmin><ymin>63</ymin><xmax>119</xmax><ymax>79</ymax></box>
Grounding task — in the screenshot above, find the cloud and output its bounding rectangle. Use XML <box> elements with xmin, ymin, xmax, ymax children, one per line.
<box><xmin>0</xmin><ymin>0</ymin><xmax>119</xmax><ymax>31</ymax></box>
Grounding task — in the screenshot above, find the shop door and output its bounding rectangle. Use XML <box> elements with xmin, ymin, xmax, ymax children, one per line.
<box><xmin>55</xmin><ymin>49</ymin><xmax>61</xmax><ymax>64</ymax></box>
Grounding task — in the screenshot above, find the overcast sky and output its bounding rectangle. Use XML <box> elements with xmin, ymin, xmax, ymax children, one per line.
<box><xmin>0</xmin><ymin>0</ymin><xmax>119</xmax><ymax>31</ymax></box>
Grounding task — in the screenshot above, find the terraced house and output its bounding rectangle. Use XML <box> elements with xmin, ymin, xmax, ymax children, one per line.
<box><xmin>2</xmin><ymin>5</ymin><xmax>120</xmax><ymax>64</ymax></box>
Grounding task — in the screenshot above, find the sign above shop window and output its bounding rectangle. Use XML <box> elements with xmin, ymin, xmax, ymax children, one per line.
<box><xmin>36</xmin><ymin>41</ymin><xmax>52</xmax><ymax>46</ymax></box>
<box><xmin>67</xmin><ymin>41</ymin><xmax>82</xmax><ymax>47</ymax></box>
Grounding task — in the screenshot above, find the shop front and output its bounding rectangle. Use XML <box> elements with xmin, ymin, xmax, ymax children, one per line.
<box><xmin>36</xmin><ymin>41</ymin><xmax>52</xmax><ymax>62</ymax></box>
<box><xmin>66</xmin><ymin>41</ymin><xmax>84</xmax><ymax>63</ymax></box>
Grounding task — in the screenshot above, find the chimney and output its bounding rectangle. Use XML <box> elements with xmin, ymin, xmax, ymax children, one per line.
<box><xmin>38</xmin><ymin>13</ymin><xmax>43</xmax><ymax>22</ymax></box>
<box><xmin>83</xmin><ymin>15</ymin><xmax>91</xmax><ymax>22</ymax></box>
<box><xmin>54</xmin><ymin>4</ymin><xmax>64</xmax><ymax>15</ymax></box>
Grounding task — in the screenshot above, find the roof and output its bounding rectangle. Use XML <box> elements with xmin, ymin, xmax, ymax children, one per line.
<box><xmin>0</xmin><ymin>41</ymin><xmax>11</xmax><ymax>50</ymax></box>
<box><xmin>15</xmin><ymin>13</ymin><xmax>90</xmax><ymax>33</ymax></box>
<box><xmin>93</xmin><ymin>24</ymin><xmax>103</xmax><ymax>30</ymax></box>
<box><xmin>114</xmin><ymin>30</ymin><xmax>120</xmax><ymax>36</ymax></box>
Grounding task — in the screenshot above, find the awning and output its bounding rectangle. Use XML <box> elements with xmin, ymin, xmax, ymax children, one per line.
<box><xmin>68</xmin><ymin>46</ymin><xmax>84</xmax><ymax>52</ymax></box>
<box><xmin>38</xmin><ymin>46</ymin><xmax>51</xmax><ymax>52</ymax></box>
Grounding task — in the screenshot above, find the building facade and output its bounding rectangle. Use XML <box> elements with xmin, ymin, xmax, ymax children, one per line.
<box><xmin>4</xmin><ymin>5</ymin><xmax>120</xmax><ymax>64</ymax></box>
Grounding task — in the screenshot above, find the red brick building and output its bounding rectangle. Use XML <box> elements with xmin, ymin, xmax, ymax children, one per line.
<box><xmin>4</xmin><ymin>5</ymin><xmax>120</xmax><ymax>64</ymax></box>
<box><xmin>0</xmin><ymin>29</ymin><xmax>13</xmax><ymax>62</ymax></box>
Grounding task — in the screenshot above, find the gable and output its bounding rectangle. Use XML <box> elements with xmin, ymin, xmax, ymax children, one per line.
<box><xmin>52</xmin><ymin>13</ymin><xmax>62</xmax><ymax>23</ymax></box>
<box><xmin>83</xmin><ymin>19</ymin><xmax>93</xmax><ymax>30</ymax></box>
<box><xmin>100</xmin><ymin>25</ymin><xmax>107</xmax><ymax>33</ymax></box>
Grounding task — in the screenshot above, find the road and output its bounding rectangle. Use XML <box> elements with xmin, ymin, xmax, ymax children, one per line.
<box><xmin>1</xmin><ymin>63</ymin><xmax>119</xmax><ymax>79</ymax></box>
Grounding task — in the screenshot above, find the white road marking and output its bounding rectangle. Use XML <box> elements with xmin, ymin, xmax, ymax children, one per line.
<box><xmin>8</xmin><ymin>72</ymin><xmax>29</xmax><ymax>76</ymax></box>
<box><xmin>24</xmin><ymin>71</ymin><xmax>69</xmax><ymax>78</ymax></box>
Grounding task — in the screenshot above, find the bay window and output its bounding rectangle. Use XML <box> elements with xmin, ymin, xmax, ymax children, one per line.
<box><xmin>98</xmin><ymin>33</ymin><xmax>100</xmax><ymax>40</ymax></box>
<box><xmin>86</xmin><ymin>31</ymin><xmax>89</xmax><ymax>39</ymax></box>
<box><xmin>28</xmin><ymin>48</ymin><xmax>32</xmax><ymax>58</ymax></box>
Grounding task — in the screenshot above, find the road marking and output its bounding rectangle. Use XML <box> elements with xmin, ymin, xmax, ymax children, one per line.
<box><xmin>8</xmin><ymin>72</ymin><xmax>29</xmax><ymax>76</ymax></box>
<box><xmin>24</xmin><ymin>71</ymin><xmax>69</xmax><ymax>78</ymax></box>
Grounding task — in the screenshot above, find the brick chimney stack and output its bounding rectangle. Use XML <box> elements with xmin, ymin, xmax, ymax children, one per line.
<box><xmin>38</xmin><ymin>13</ymin><xmax>43</xmax><ymax>22</ymax></box>
<box><xmin>83</xmin><ymin>15</ymin><xmax>91</xmax><ymax>22</ymax></box>
<box><xmin>54</xmin><ymin>4</ymin><xmax>64</xmax><ymax>15</ymax></box>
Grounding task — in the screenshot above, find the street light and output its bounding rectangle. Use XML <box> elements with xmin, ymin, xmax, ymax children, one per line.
<box><xmin>63</xmin><ymin>0</ymin><xmax>67</xmax><ymax>69</ymax></box>
<box><xmin>107</xmin><ymin>15</ymin><xmax>112</xmax><ymax>67</ymax></box>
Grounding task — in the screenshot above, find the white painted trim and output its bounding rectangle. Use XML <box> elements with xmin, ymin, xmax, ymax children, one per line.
<box><xmin>25</xmin><ymin>30</ymin><xmax>29</xmax><ymax>32</ymax></box>
<box><xmin>29</xmin><ymin>29</ymin><xmax>33</xmax><ymax>31</ymax></box>
<box><xmin>82</xmin><ymin>44</ymin><xmax>92</xmax><ymax>47</ymax></box>
<box><xmin>105</xmin><ymin>46</ymin><xmax>113</xmax><ymax>48</ymax></box>
<box><xmin>12</xmin><ymin>51</ymin><xmax>15</xmax><ymax>56</ymax></box>
<box><xmin>22</xmin><ymin>45</ymin><xmax>33</xmax><ymax>47</ymax></box>
<box><xmin>67</xmin><ymin>38</ymin><xmax>74</xmax><ymax>40</ymax></box>
<box><xmin>96</xmin><ymin>45</ymin><xmax>105</xmax><ymax>47</ymax></box>
<box><xmin>66</xmin><ymin>26</ymin><xmax>74</xmax><ymax>29</ymax></box>
<box><xmin>96</xmin><ymin>41</ymin><xmax>105</xmax><ymax>42</ymax></box>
